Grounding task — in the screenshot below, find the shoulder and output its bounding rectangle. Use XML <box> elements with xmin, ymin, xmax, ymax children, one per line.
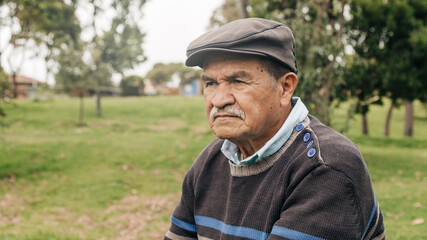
<box><xmin>199</xmin><ymin>138</ymin><xmax>224</xmax><ymax>158</ymax></box>
<box><xmin>289</xmin><ymin>116</ymin><xmax>381</xmax><ymax>237</ymax></box>
<box><xmin>307</xmin><ymin>115</ymin><xmax>367</xmax><ymax>178</ymax></box>
<box><xmin>187</xmin><ymin>138</ymin><xmax>225</xmax><ymax>175</ymax></box>
<box><xmin>305</xmin><ymin>115</ymin><xmax>376</xmax><ymax>211</ymax></box>
<box><xmin>194</xmin><ymin>138</ymin><xmax>224</xmax><ymax>165</ymax></box>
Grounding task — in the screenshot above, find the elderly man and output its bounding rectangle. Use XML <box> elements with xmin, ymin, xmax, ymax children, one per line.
<box><xmin>165</xmin><ymin>18</ymin><xmax>385</xmax><ymax>240</ymax></box>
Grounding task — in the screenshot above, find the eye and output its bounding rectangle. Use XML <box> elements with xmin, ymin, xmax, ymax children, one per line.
<box><xmin>204</xmin><ymin>81</ymin><xmax>217</xmax><ymax>87</ymax></box>
<box><xmin>233</xmin><ymin>79</ymin><xmax>245</xmax><ymax>84</ymax></box>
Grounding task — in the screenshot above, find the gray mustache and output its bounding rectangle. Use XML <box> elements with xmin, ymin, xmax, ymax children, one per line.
<box><xmin>210</xmin><ymin>106</ymin><xmax>246</xmax><ymax>120</ymax></box>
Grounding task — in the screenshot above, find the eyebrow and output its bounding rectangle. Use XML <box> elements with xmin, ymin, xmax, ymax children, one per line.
<box><xmin>201</xmin><ymin>75</ymin><xmax>215</xmax><ymax>82</ymax></box>
<box><xmin>225</xmin><ymin>71</ymin><xmax>252</xmax><ymax>81</ymax></box>
<box><xmin>202</xmin><ymin>71</ymin><xmax>252</xmax><ymax>81</ymax></box>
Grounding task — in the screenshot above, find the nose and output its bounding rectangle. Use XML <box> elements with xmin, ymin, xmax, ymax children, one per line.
<box><xmin>210</xmin><ymin>84</ymin><xmax>235</xmax><ymax>108</ymax></box>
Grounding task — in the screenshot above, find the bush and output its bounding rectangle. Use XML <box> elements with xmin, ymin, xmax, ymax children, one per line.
<box><xmin>120</xmin><ymin>75</ymin><xmax>144</xmax><ymax>96</ymax></box>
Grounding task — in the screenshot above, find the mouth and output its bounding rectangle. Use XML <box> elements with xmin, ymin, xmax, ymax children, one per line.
<box><xmin>209</xmin><ymin>106</ymin><xmax>245</xmax><ymax>121</ymax></box>
<box><xmin>213</xmin><ymin>114</ymin><xmax>240</xmax><ymax>120</ymax></box>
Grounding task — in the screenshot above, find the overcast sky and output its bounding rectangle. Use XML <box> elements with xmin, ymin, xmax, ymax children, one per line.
<box><xmin>0</xmin><ymin>0</ymin><xmax>223</xmax><ymax>84</ymax></box>
<box><xmin>131</xmin><ymin>0</ymin><xmax>223</xmax><ymax>77</ymax></box>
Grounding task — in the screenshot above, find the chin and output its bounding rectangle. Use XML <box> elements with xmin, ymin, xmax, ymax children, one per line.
<box><xmin>212</xmin><ymin>128</ymin><xmax>244</xmax><ymax>140</ymax></box>
<box><xmin>210</xmin><ymin>119</ymin><xmax>245</xmax><ymax>139</ymax></box>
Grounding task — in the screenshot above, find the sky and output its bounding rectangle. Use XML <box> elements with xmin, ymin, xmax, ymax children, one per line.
<box><xmin>0</xmin><ymin>0</ymin><xmax>223</xmax><ymax>85</ymax></box>
<box><xmin>130</xmin><ymin>0</ymin><xmax>223</xmax><ymax>78</ymax></box>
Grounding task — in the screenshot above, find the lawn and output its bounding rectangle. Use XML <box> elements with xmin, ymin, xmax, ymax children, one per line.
<box><xmin>0</xmin><ymin>96</ymin><xmax>426</xmax><ymax>239</ymax></box>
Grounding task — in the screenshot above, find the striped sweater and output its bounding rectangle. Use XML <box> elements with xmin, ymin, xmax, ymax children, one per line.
<box><xmin>165</xmin><ymin>115</ymin><xmax>385</xmax><ymax>240</ymax></box>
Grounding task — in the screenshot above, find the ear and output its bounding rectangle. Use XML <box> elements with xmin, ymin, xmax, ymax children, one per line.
<box><xmin>277</xmin><ymin>72</ymin><xmax>298</xmax><ymax>107</ymax></box>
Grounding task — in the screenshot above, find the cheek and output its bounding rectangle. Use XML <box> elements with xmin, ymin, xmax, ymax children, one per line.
<box><xmin>239</xmin><ymin>95</ymin><xmax>268</xmax><ymax>113</ymax></box>
<box><xmin>247</xmin><ymin>98</ymin><xmax>277</xmax><ymax>122</ymax></box>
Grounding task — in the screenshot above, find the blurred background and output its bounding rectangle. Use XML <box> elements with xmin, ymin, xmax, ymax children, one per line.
<box><xmin>0</xmin><ymin>0</ymin><xmax>426</xmax><ymax>239</ymax></box>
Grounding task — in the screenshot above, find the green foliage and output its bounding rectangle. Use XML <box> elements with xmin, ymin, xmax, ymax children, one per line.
<box><xmin>0</xmin><ymin>0</ymin><xmax>81</xmax><ymax>83</ymax></box>
<box><xmin>146</xmin><ymin>62</ymin><xmax>183</xmax><ymax>85</ymax></box>
<box><xmin>0</xmin><ymin>71</ymin><xmax>9</xmax><ymax>140</ymax></box>
<box><xmin>84</xmin><ymin>0</ymin><xmax>146</xmax><ymax>86</ymax></box>
<box><xmin>347</xmin><ymin>0</ymin><xmax>427</xmax><ymax>104</ymax></box>
<box><xmin>340</xmin><ymin>57</ymin><xmax>383</xmax><ymax>115</ymax></box>
<box><xmin>409</xmin><ymin>25</ymin><xmax>427</xmax><ymax>101</ymax></box>
<box><xmin>119</xmin><ymin>75</ymin><xmax>144</xmax><ymax>96</ymax></box>
<box><xmin>0</xmin><ymin>97</ymin><xmax>426</xmax><ymax>238</ymax></box>
<box><xmin>54</xmin><ymin>41</ymin><xmax>89</xmax><ymax>125</ymax></box>
<box><xmin>209</xmin><ymin>0</ymin><xmax>246</xmax><ymax>28</ymax></box>
<box><xmin>54</xmin><ymin>41</ymin><xmax>88</xmax><ymax>94</ymax></box>
<box><xmin>145</xmin><ymin>62</ymin><xmax>201</xmax><ymax>87</ymax></box>
<box><xmin>0</xmin><ymin>72</ymin><xmax>8</xmax><ymax>140</ymax></box>
<box><xmin>0</xmin><ymin>71</ymin><xmax>9</xmax><ymax>101</ymax></box>
<box><xmin>345</xmin><ymin>0</ymin><xmax>427</xmax><ymax>136</ymax></box>
<box><xmin>76</xmin><ymin>0</ymin><xmax>147</xmax><ymax>116</ymax></box>
<box><xmin>247</xmin><ymin>0</ymin><xmax>346</xmax><ymax>125</ymax></box>
<box><xmin>14</xmin><ymin>0</ymin><xmax>80</xmax><ymax>43</ymax></box>
<box><xmin>101</xmin><ymin>21</ymin><xmax>146</xmax><ymax>75</ymax></box>
<box><xmin>1</xmin><ymin>0</ymin><xmax>79</xmax><ymax>42</ymax></box>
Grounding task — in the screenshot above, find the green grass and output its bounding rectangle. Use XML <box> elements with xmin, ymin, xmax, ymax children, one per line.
<box><xmin>0</xmin><ymin>96</ymin><xmax>426</xmax><ymax>239</ymax></box>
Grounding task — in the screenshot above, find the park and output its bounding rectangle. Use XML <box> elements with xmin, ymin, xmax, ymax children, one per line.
<box><xmin>0</xmin><ymin>97</ymin><xmax>426</xmax><ymax>239</ymax></box>
<box><xmin>1</xmin><ymin>0</ymin><xmax>426</xmax><ymax>239</ymax></box>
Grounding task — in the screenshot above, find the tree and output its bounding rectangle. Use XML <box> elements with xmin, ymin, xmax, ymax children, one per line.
<box><xmin>339</xmin><ymin>57</ymin><xmax>382</xmax><ymax>135</ymax></box>
<box><xmin>0</xmin><ymin>71</ymin><xmax>9</xmax><ymax>116</ymax></box>
<box><xmin>247</xmin><ymin>0</ymin><xmax>347</xmax><ymax>125</ymax></box>
<box><xmin>34</xmin><ymin>0</ymin><xmax>80</xmax><ymax>84</ymax></box>
<box><xmin>145</xmin><ymin>63</ymin><xmax>183</xmax><ymax>86</ymax></box>
<box><xmin>55</xmin><ymin>41</ymin><xmax>89</xmax><ymax>126</ymax></box>
<box><xmin>0</xmin><ymin>71</ymin><xmax>8</xmax><ymax>138</ymax></box>
<box><xmin>347</xmin><ymin>0</ymin><xmax>427</xmax><ymax>137</ymax></box>
<box><xmin>79</xmin><ymin>0</ymin><xmax>146</xmax><ymax>116</ymax></box>
<box><xmin>0</xmin><ymin>0</ymin><xmax>80</xmax><ymax>97</ymax></box>
<box><xmin>209</xmin><ymin>0</ymin><xmax>248</xmax><ymax>28</ymax></box>
<box><xmin>120</xmin><ymin>75</ymin><xmax>144</xmax><ymax>96</ymax></box>
<box><xmin>145</xmin><ymin>62</ymin><xmax>202</xmax><ymax>94</ymax></box>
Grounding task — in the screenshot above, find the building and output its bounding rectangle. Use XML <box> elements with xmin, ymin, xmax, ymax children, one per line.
<box><xmin>8</xmin><ymin>75</ymin><xmax>44</xmax><ymax>99</ymax></box>
<box><xmin>182</xmin><ymin>79</ymin><xmax>202</xmax><ymax>96</ymax></box>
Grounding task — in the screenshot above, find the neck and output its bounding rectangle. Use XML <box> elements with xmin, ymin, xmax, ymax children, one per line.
<box><xmin>234</xmin><ymin>106</ymin><xmax>292</xmax><ymax>159</ymax></box>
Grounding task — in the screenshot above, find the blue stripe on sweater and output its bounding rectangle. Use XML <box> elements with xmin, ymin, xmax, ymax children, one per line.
<box><xmin>361</xmin><ymin>195</ymin><xmax>377</xmax><ymax>240</ymax></box>
<box><xmin>171</xmin><ymin>216</ymin><xmax>197</xmax><ymax>232</ymax></box>
<box><xmin>271</xmin><ymin>226</ymin><xmax>325</xmax><ymax>240</ymax></box>
<box><xmin>174</xmin><ymin>215</ymin><xmax>326</xmax><ymax>240</ymax></box>
<box><xmin>194</xmin><ymin>215</ymin><xmax>270</xmax><ymax>239</ymax></box>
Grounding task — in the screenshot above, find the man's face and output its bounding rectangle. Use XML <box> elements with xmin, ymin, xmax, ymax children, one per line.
<box><xmin>202</xmin><ymin>56</ymin><xmax>286</xmax><ymax>146</ymax></box>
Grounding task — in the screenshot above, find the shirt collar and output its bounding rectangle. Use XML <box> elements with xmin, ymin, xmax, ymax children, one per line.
<box><xmin>221</xmin><ymin>97</ymin><xmax>308</xmax><ymax>165</ymax></box>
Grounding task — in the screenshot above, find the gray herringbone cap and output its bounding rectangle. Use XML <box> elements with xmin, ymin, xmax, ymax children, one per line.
<box><xmin>185</xmin><ymin>18</ymin><xmax>298</xmax><ymax>74</ymax></box>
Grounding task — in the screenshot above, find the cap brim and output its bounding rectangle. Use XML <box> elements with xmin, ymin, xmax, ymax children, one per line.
<box><xmin>185</xmin><ymin>48</ymin><xmax>269</xmax><ymax>68</ymax></box>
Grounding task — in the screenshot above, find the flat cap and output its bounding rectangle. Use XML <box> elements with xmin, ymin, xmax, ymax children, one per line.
<box><xmin>185</xmin><ymin>18</ymin><xmax>298</xmax><ymax>74</ymax></box>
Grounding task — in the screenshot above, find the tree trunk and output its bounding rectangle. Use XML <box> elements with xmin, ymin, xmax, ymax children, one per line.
<box><xmin>96</xmin><ymin>89</ymin><xmax>102</xmax><ymax>117</ymax></box>
<box><xmin>198</xmin><ymin>78</ymin><xmax>203</xmax><ymax>95</ymax></box>
<box><xmin>362</xmin><ymin>113</ymin><xmax>368</xmax><ymax>135</ymax></box>
<box><xmin>138</xmin><ymin>80</ymin><xmax>144</xmax><ymax>96</ymax></box>
<box><xmin>239</xmin><ymin>0</ymin><xmax>249</xmax><ymax>18</ymax></box>
<box><xmin>78</xmin><ymin>91</ymin><xmax>84</xmax><ymax>126</ymax></box>
<box><xmin>0</xmin><ymin>52</ymin><xmax>3</xmax><ymax>72</ymax></box>
<box><xmin>384</xmin><ymin>103</ymin><xmax>393</xmax><ymax>137</ymax></box>
<box><xmin>179</xmin><ymin>80</ymin><xmax>185</xmax><ymax>96</ymax></box>
<box><xmin>404</xmin><ymin>100</ymin><xmax>414</xmax><ymax>137</ymax></box>
<box><xmin>12</xmin><ymin>72</ymin><xmax>18</xmax><ymax>99</ymax></box>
